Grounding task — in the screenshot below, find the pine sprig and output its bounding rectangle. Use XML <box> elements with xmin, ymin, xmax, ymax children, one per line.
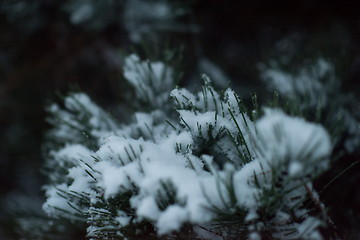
<box><xmin>38</xmin><ymin>54</ymin><xmax>336</xmax><ymax>240</ymax></box>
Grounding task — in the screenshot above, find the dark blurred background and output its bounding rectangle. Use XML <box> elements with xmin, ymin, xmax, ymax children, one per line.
<box><xmin>1</xmin><ymin>0</ymin><xmax>360</xmax><ymax>239</ymax></box>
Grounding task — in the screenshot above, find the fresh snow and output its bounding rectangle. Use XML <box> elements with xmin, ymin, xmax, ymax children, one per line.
<box><xmin>43</xmin><ymin>54</ymin><xmax>333</xmax><ymax>239</ymax></box>
<box><xmin>255</xmin><ymin>108</ymin><xmax>331</xmax><ymax>177</ymax></box>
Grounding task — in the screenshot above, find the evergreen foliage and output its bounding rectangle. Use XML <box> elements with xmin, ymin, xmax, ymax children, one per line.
<box><xmin>38</xmin><ymin>54</ymin><xmax>340</xmax><ymax>240</ymax></box>
<box><xmin>260</xmin><ymin>57</ymin><xmax>360</xmax><ymax>154</ymax></box>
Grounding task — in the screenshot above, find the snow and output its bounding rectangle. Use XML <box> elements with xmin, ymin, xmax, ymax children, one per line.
<box><xmin>172</xmin><ymin>83</ymin><xmax>257</xmax><ymax>167</ymax></box>
<box><xmin>92</xmin><ymin>129</ymin><xmax>229</xmax><ymax>233</ymax></box>
<box><xmin>296</xmin><ymin>217</ymin><xmax>323</xmax><ymax>240</ymax></box>
<box><xmin>134</xmin><ymin>112</ymin><xmax>154</xmax><ymax>133</ymax></box>
<box><xmin>65</xmin><ymin>93</ymin><xmax>118</xmax><ymax>134</ymax></box>
<box><xmin>260</xmin><ymin>58</ymin><xmax>332</xmax><ymax>98</ymax></box>
<box><xmin>255</xmin><ymin>108</ymin><xmax>331</xmax><ymax>176</ymax></box>
<box><xmin>288</xmin><ymin>161</ymin><xmax>303</xmax><ymax>176</ymax></box>
<box><xmin>233</xmin><ymin>159</ymin><xmax>266</xmax><ymax>209</ymax></box>
<box><xmin>51</xmin><ymin>144</ymin><xmax>93</xmax><ymax>166</ymax></box>
<box><xmin>123</xmin><ymin>54</ymin><xmax>174</xmax><ymax>108</ymax></box>
<box><xmin>171</xmin><ymin>79</ymin><xmax>224</xmax><ymax>114</ymax></box>
<box><xmin>260</xmin><ymin>57</ymin><xmax>360</xmax><ymax>155</ymax></box>
<box><xmin>261</xmin><ymin>69</ymin><xmax>294</xmax><ymax>95</ymax></box>
<box><xmin>156</xmin><ymin>205</ymin><xmax>188</xmax><ymax>234</ymax></box>
<box><xmin>170</xmin><ymin>87</ymin><xmax>197</xmax><ymax>109</ymax></box>
<box><xmin>178</xmin><ymin>110</ymin><xmax>218</xmax><ymax>139</ymax></box>
<box><xmin>42</xmin><ymin>53</ymin><xmax>334</xmax><ymax>239</ymax></box>
<box><xmin>95</xmin><ymin>160</ymin><xmax>140</xmax><ymax>199</ymax></box>
<box><xmin>116</xmin><ymin>211</ymin><xmax>131</xmax><ymax>226</ymax></box>
<box><xmin>96</xmin><ymin>136</ymin><xmax>144</xmax><ymax>165</ymax></box>
<box><xmin>67</xmin><ymin>166</ymin><xmax>92</xmax><ymax>192</ymax></box>
<box><xmin>47</xmin><ymin>92</ymin><xmax>118</xmax><ymax>150</ymax></box>
<box><xmin>43</xmin><ymin>184</ymin><xmax>79</xmax><ymax>219</ymax></box>
<box><xmin>133</xmin><ymin>196</ymin><xmax>161</xmax><ymax>221</ymax></box>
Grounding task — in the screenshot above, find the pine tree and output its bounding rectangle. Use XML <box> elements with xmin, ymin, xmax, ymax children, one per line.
<box><xmin>259</xmin><ymin>57</ymin><xmax>360</xmax><ymax>154</ymax></box>
<box><xmin>34</xmin><ymin>53</ymin><xmax>342</xmax><ymax>240</ymax></box>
